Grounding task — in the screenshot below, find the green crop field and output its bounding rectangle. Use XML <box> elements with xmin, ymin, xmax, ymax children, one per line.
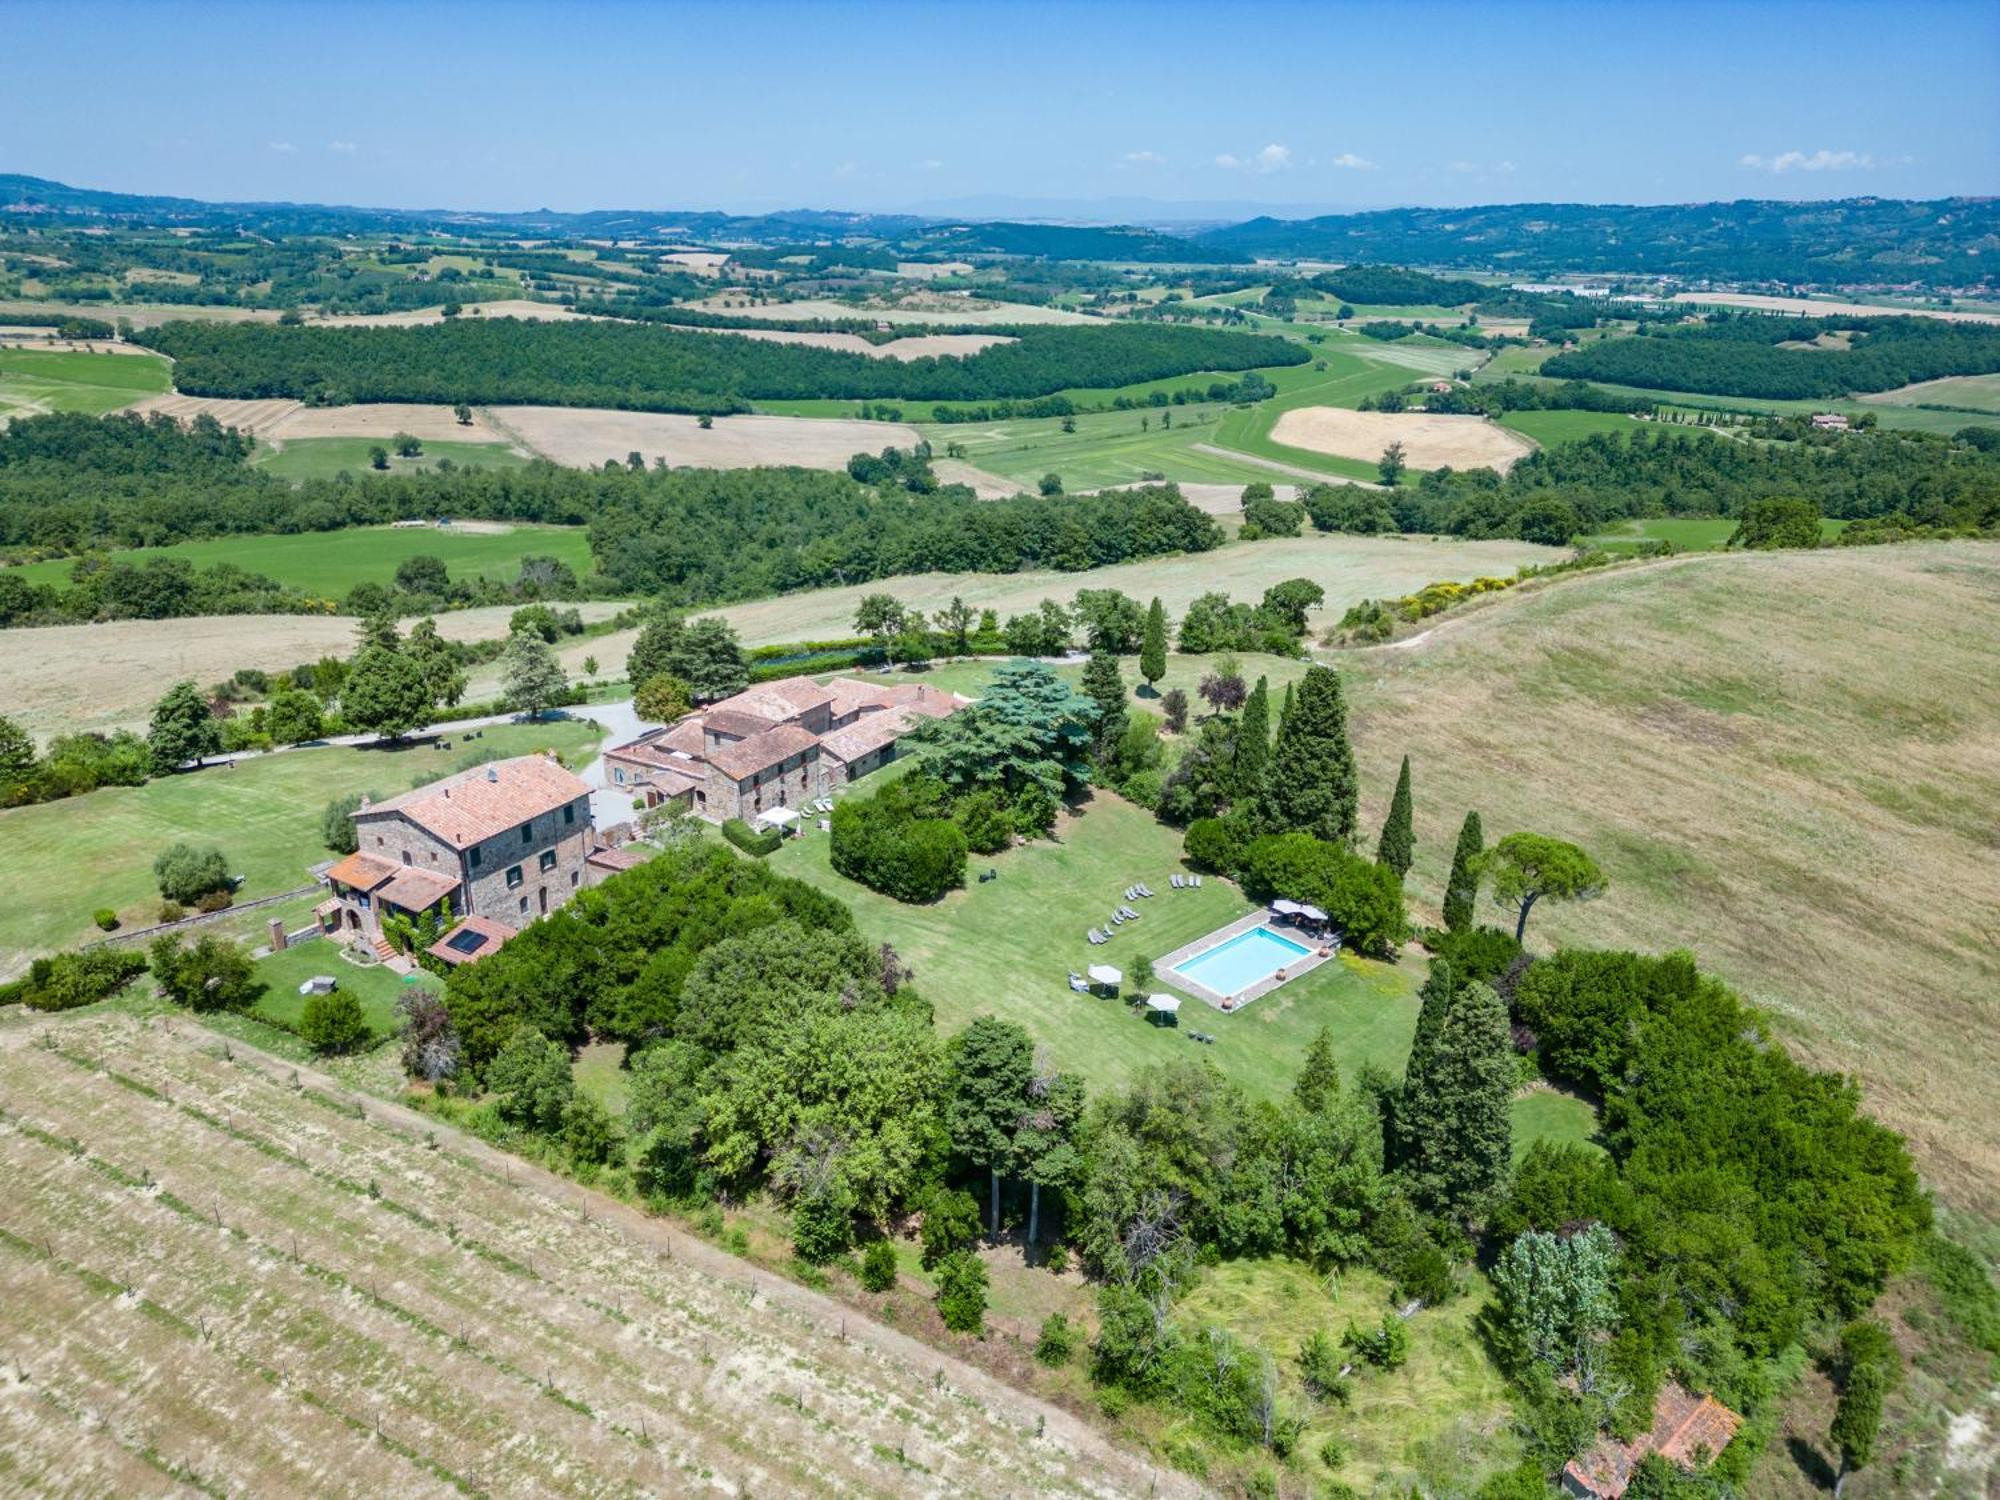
<box><xmin>9</xmin><ymin>521</ymin><xmax>593</xmax><ymax>596</ymax></box>
<box><xmin>919</xmin><ymin>399</ymin><xmax>1324</xmax><ymax>490</ymax></box>
<box><xmin>1859</xmin><ymin>371</ymin><xmax>2000</xmax><ymax>414</ymax></box>
<box><xmin>1580</xmin><ymin>515</ymin><xmax>1849</xmax><ymax>552</ymax></box>
<box><xmin>0</xmin><ymin>346</ymin><xmax>172</xmax><ymax>418</ymax></box>
<box><xmin>1495</xmin><ymin>408</ymin><xmax>1641</xmax><ymax>447</ymax></box>
<box><xmin>0</xmin><ymin>719</ymin><xmax>603</xmax><ymax>973</ymax></box>
<box><xmin>253</xmin><ymin>435</ymin><xmax>533</xmax><ymax>482</ymax></box>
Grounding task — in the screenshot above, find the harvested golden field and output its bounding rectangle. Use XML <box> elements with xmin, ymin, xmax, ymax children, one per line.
<box><xmin>310</xmin><ymin>299</ymin><xmax>611</xmax><ymax>328</ymax></box>
<box><xmin>127</xmin><ymin>394</ymin><xmax>512</xmax><ymax>445</ymax></box>
<box><xmin>1270</xmin><ymin>406</ymin><xmax>1536</xmax><ymax>472</ymax></box>
<box><xmin>488</xmin><ymin>405</ymin><xmax>920</xmax><ymax>469</ymax></box>
<box><xmin>0</xmin><ymin>299</ymin><xmax>283</xmax><ymax>329</ymax></box>
<box><xmin>1342</xmin><ymin>543</ymin><xmax>2000</xmax><ymax>1214</ymax></box>
<box><xmin>2</xmin><ymin>602</ymin><xmax>629</xmax><ymax>741</ymax></box>
<box><xmin>686</xmin><ymin>294</ymin><xmax>1095</xmax><ymax>326</ymax></box>
<box><xmin>1669</xmin><ymin>291</ymin><xmax>2000</xmax><ymax>324</ymax></box>
<box><xmin>0</xmin><ymin>1013</ymin><xmax>1179</xmax><ymax>1498</ymax></box>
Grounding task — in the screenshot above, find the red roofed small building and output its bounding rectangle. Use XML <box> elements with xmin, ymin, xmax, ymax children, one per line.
<box><xmin>1561</xmin><ymin>1383</ymin><xmax>1741</xmax><ymax>1499</ymax></box>
<box><xmin>322</xmin><ymin>753</ymin><xmax>595</xmax><ymax>953</ymax></box>
<box><xmin>602</xmin><ymin>673</ymin><xmax>968</xmax><ymax>825</ymax></box>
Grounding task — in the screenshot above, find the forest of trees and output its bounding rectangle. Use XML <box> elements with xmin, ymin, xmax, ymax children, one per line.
<box><xmin>133</xmin><ymin>317</ymin><xmax>1305</xmax><ymax>411</ymax></box>
<box><xmin>1544</xmin><ymin>314</ymin><xmax>2000</xmax><ymax>399</ymax></box>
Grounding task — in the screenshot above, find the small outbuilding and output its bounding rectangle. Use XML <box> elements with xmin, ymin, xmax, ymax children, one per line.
<box><xmin>1561</xmin><ymin>1383</ymin><xmax>1741</xmax><ymax>1499</ymax></box>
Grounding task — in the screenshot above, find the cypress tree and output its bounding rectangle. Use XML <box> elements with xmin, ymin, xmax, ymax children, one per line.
<box><xmin>1294</xmin><ymin>1026</ymin><xmax>1341</xmax><ymax>1114</ymax></box>
<box><xmin>1235</xmin><ymin>675</ymin><xmax>1271</xmax><ymax>804</ymax></box>
<box><xmin>1253</xmin><ymin>665</ymin><xmax>1358</xmax><ymax>843</ymax></box>
<box><xmin>1376</xmin><ymin>755</ymin><xmax>1414</xmax><ymax>877</ymax></box>
<box><xmin>1402</xmin><ymin>979</ymin><xmax>1512</xmax><ymax>1220</ymax></box>
<box><xmin>1442</xmin><ymin>810</ymin><xmax>1484</xmax><ymax>934</ymax></box>
<box><xmin>1081</xmin><ymin>647</ymin><xmax>1128</xmax><ymax>765</ymax></box>
<box><xmin>1139</xmin><ymin>597</ymin><xmax>1168</xmax><ymax>693</ymax></box>
<box><xmin>1410</xmin><ymin>959</ymin><xmax>1454</xmax><ymax>1068</ymax></box>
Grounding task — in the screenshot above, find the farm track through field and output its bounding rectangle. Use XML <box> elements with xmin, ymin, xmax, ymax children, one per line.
<box><xmin>0</xmin><ymin>1014</ymin><xmax>1200</xmax><ymax>1499</ymax></box>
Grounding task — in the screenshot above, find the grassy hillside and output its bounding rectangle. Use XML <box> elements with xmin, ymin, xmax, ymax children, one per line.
<box><xmin>1340</xmin><ymin>542</ymin><xmax>2000</xmax><ymax>1216</ymax></box>
<box><xmin>0</xmin><ymin>346</ymin><xmax>171</xmax><ymax>418</ymax></box>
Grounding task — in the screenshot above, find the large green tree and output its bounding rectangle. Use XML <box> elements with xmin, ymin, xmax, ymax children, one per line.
<box><xmin>948</xmin><ymin>1016</ymin><xmax>1037</xmax><ymax>1237</ymax></box>
<box><xmin>668</xmin><ymin>617</ymin><xmax>749</xmax><ymax>702</ymax></box>
<box><xmin>1480</xmin><ymin>833</ymin><xmax>1606</xmax><ymax>944</ymax></box>
<box><xmin>1441</xmin><ymin>809</ymin><xmax>1484</xmax><ymax>934</ymax></box>
<box><xmin>1830</xmin><ymin>1319</ymin><xmax>1900</xmax><ymax>1496</ymax></box>
<box><xmin>1401</xmin><ymin>978</ymin><xmax>1513</xmax><ymax>1221</ymax></box>
<box><xmin>1375</xmin><ymin>755</ymin><xmax>1414</xmax><ymax>877</ymax></box>
<box><xmin>342</xmin><ymin>641</ymin><xmax>431</xmax><ymax>740</ymax></box>
<box><xmin>625</xmin><ymin>612</ymin><xmax>685</xmax><ymax>689</ymax></box>
<box><xmin>147</xmin><ymin>679</ymin><xmax>222</xmax><ymax>773</ymax></box>
<box><xmin>1081</xmin><ymin>646</ymin><xmax>1128</xmax><ymax>767</ymax></box>
<box><xmin>404</xmin><ymin>616</ymin><xmax>467</xmax><ymax>709</ymax></box>
<box><xmin>1139</xmin><ymin>596</ymin><xmax>1168</xmax><ymax>693</ymax></box>
<box><xmin>907</xmin><ymin>660</ymin><xmax>1096</xmax><ymax>798</ymax></box>
<box><xmin>502</xmin><ymin>630</ymin><xmax>569</xmax><ymax>720</ymax></box>
<box><xmin>0</xmin><ymin>714</ymin><xmax>35</xmax><ymax>786</ymax></box>
<box><xmin>1252</xmin><ymin>664</ymin><xmax>1358</xmax><ymax>843</ymax></box>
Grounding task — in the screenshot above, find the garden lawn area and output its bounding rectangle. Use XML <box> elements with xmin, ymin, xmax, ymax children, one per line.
<box><xmin>1510</xmin><ymin>1085</ymin><xmax>1602</xmax><ymax>1159</ymax></box>
<box><xmin>252</xmin><ymin>436</ymin><xmax>534</xmax><ymax>483</ymax></box>
<box><xmin>0</xmin><ymin>719</ymin><xmax>603</xmax><ymax>974</ymax></box>
<box><xmin>1177</xmin><ymin>1261</ymin><xmax>1521</xmax><ymax>1492</ymax></box>
<box><xmin>249</xmin><ymin>939</ymin><xmax>438</xmax><ymax>1043</ymax></box>
<box><xmin>7</xmin><ymin>520</ymin><xmax>592</xmax><ymax>595</ymax></box>
<box><xmin>0</xmin><ymin>346</ymin><xmax>172</xmax><ymax>417</ymax></box>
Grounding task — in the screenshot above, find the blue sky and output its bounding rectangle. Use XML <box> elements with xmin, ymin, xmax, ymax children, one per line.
<box><xmin>5</xmin><ymin>0</ymin><xmax>1994</xmax><ymax>217</ymax></box>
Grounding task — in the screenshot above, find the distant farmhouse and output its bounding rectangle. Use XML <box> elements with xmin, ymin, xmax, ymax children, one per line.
<box><xmin>605</xmin><ymin>674</ymin><xmax>967</xmax><ymax>825</ymax></box>
<box><xmin>320</xmin><ymin>753</ymin><xmax>612</xmax><ymax>967</ymax></box>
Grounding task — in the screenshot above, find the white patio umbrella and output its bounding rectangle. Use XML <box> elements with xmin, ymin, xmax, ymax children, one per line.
<box><xmin>1146</xmin><ymin>994</ymin><xmax>1182</xmax><ymax>1015</ymax></box>
<box><xmin>755</xmin><ymin>805</ymin><xmax>801</xmax><ymax>830</ymax></box>
<box><xmin>1087</xmin><ymin>963</ymin><xmax>1123</xmax><ymax>988</ymax></box>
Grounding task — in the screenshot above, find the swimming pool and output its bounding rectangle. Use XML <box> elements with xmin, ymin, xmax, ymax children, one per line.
<box><xmin>1168</xmin><ymin>926</ymin><xmax>1313</xmax><ymax>998</ymax></box>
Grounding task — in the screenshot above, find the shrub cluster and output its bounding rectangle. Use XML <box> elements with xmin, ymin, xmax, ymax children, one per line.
<box><xmin>0</xmin><ymin>948</ymin><xmax>148</xmax><ymax>1011</ymax></box>
<box><xmin>829</xmin><ymin>777</ymin><xmax>968</xmax><ymax>903</ymax></box>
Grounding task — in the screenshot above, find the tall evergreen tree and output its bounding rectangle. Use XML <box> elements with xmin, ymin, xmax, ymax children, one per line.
<box><xmin>404</xmin><ymin>616</ymin><xmax>467</xmax><ymax>710</ymax></box>
<box><xmin>502</xmin><ymin>630</ymin><xmax>569</xmax><ymax>720</ymax></box>
<box><xmin>1081</xmin><ymin>646</ymin><xmax>1128</xmax><ymax>766</ymax></box>
<box><xmin>147</xmin><ymin>679</ymin><xmax>222</xmax><ymax>774</ymax></box>
<box><xmin>1831</xmin><ymin>1319</ymin><xmax>1899</xmax><ymax>1497</ymax></box>
<box><xmin>625</xmin><ymin>612</ymin><xmax>686</xmax><ymax>689</ymax></box>
<box><xmin>1401</xmin><ymin>978</ymin><xmax>1512</xmax><ymax>1221</ymax></box>
<box><xmin>1139</xmin><ymin>597</ymin><xmax>1168</xmax><ymax>694</ymax></box>
<box><xmin>0</xmin><ymin>714</ymin><xmax>36</xmax><ymax>785</ymax></box>
<box><xmin>1442</xmin><ymin>810</ymin><xmax>1484</xmax><ymax>934</ymax></box>
<box><xmin>668</xmin><ymin>617</ymin><xmax>749</xmax><ymax>703</ymax></box>
<box><xmin>1253</xmin><ymin>665</ymin><xmax>1358</xmax><ymax>842</ymax></box>
<box><xmin>1235</xmin><ymin>675</ymin><xmax>1271</xmax><ymax>803</ymax></box>
<box><xmin>1293</xmin><ymin>1026</ymin><xmax>1342</xmax><ymax>1114</ymax></box>
<box><xmin>1410</xmin><ymin>959</ymin><xmax>1455</xmax><ymax>1069</ymax></box>
<box><xmin>1376</xmin><ymin>755</ymin><xmax>1415</xmax><ymax>877</ymax></box>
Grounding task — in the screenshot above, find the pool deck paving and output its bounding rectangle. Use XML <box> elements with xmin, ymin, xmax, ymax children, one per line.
<box><xmin>1157</xmin><ymin>910</ymin><xmax>1339</xmax><ymax>1011</ymax></box>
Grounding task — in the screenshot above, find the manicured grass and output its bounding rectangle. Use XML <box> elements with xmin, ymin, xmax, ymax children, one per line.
<box><xmin>1495</xmin><ymin>408</ymin><xmax>1642</xmax><ymax>447</ymax></box>
<box><xmin>250</xmin><ymin>939</ymin><xmax>439</xmax><ymax>1041</ymax></box>
<box><xmin>771</xmin><ymin>791</ymin><xmax>1419</xmax><ymax>1103</ymax></box>
<box><xmin>253</xmin><ymin>435</ymin><xmax>532</xmax><ymax>482</ymax></box>
<box><xmin>0</xmin><ymin>719</ymin><xmax>603</xmax><ymax>972</ymax></box>
<box><xmin>8</xmin><ymin>521</ymin><xmax>592</xmax><ymax>596</ymax></box>
<box><xmin>1177</xmin><ymin>1261</ymin><xmax>1521</xmax><ymax>1491</ymax></box>
<box><xmin>1510</xmin><ymin>1086</ymin><xmax>1603</xmax><ymax>1160</ymax></box>
<box><xmin>0</xmin><ymin>346</ymin><xmax>171</xmax><ymax>417</ymax></box>
<box><xmin>1580</xmin><ymin>515</ymin><xmax>1849</xmax><ymax>553</ymax></box>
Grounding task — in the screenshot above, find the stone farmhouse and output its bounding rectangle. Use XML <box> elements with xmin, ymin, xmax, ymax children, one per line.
<box><xmin>604</xmin><ymin>675</ymin><xmax>967</xmax><ymax>825</ymax></box>
<box><xmin>319</xmin><ymin>753</ymin><xmax>599</xmax><ymax>965</ymax></box>
<box><xmin>1561</xmin><ymin>1383</ymin><xmax>1740</xmax><ymax>1499</ymax></box>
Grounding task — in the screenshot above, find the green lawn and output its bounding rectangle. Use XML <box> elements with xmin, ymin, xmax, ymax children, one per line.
<box><xmin>1177</xmin><ymin>1261</ymin><xmax>1521</xmax><ymax>1492</ymax></box>
<box><xmin>9</xmin><ymin>521</ymin><xmax>593</xmax><ymax>596</ymax></box>
<box><xmin>0</xmin><ymin>720</ymin><xmax>603</xmax><ymax>972</ymax></box>
<box><xmin>253</xmin><ymin>436</ymin><xmax>533</xmax><ymax>483</ymax></box>
<box><xmin>1581</xmin><ymin>515</ymin><xmax>1850</xmax><ymax>553</ymax></box>
<box><xmin>0</xmin><ymin>346</ymin><xmax>172</xmax><ymax>418</ymax></box>
<box><xmin>250</xmin><ymin>939</ymin><xmax>440</xmax><ymax>1041</ymax></box>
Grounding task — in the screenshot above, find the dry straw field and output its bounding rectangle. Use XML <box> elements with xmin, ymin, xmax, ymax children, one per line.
<box><xmin>1344</xmin><ymin>543</ymin><xmax>2000</xmax><ymax>1214</ymax></box>
<box><xmin>1270</xmin><ymin>407</ymin><xmax>1536</xmax><ymax>472</ymax></box>
<box><xmin>0</xmin><ymin>1013</ymin><xmax>1181</xmax><ymax>1498</ymax></box>
<box><xmin>487</xmin><ymin>406</ymin><xmax>921</xmax><ymax>470</ymax></box>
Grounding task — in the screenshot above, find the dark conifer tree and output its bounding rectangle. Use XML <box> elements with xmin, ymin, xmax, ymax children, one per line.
<box><xmin>1376</xmin><ymin>754</ymin><xmax>1414</xmax><ymax>877</ymax></box>
<box><xmin>1442</xmin><ymin>810</ymin><xmax>1484</xmax><ymax>934</ymax></box>
<box><xmin>1253</xmin><ymin>665</ymin><xmax>1358</xmax><ymax>843</ymax></box>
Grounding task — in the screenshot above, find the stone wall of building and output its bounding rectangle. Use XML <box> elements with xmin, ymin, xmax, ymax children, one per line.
<box><xmin>461</xmin><ymin>796</ymin><xmax>593</xmax><ymax>927</ymax></box>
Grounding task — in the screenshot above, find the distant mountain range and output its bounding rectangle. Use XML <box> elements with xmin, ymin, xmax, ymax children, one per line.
<box><xmin>4</xmin><ymin>174</ymin><xmax>1994</xmax><ymax>287</ymax></box>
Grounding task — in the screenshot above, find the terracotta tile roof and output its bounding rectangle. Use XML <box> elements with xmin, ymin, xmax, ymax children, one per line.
<box><xmin>325</xmin><ymin>851</ymin><xmax>399</xmax><ymax>892</ymax></box>
<box><xmin>646</xmin><ymin>765</ymin><xmax>706</xmax><ymax>797</ymax></box>
<box><xmin>703</xmin><ymin>708</ymin><xmax>779</xmax><ymax>740</ymax></box>
<box><xmin>358</xmin><ymin>754</ymin><xmax>591</xmax><ymax>848</ymax></box>
<box><xmin>586</xmin><ymin>845</ymin><xmax>646</xmax><ymax>872</ymax></box>
<box><xmin>1563</xmin><ymin>1384</ymin><xmax>1741</xmax><ymax>1499</ymax></box>
<box><xmin>375</xmin><ymin>865</ymin><xmax>462</xmax><ymax>913</ymax></box>
<box><xmin>426</xmin><ymin>914</ymin><xmax>516</xmax><ymax>967</ymax></box>
<box><xmin>826</xmin><ymin>677</ymin><xmax>967</xmax><ymax>719</ymax></box>
<box><xmin>827</xmin><ymin>676</ymin><xmax>896</xmax><ymax>719</ymax></box>
<box><xmin>819</xmin><ymin>706</ymin><xmax>916</xmax><ymax>764</ymax></box>
<box><xmin>707</xmin><ymin>723</ymin><xmax>820</xmax><ymax>781</ymax></box>
<box><xmin>658</xmin><ymin>720</ymin><xmax>710</xmax><ymax>757</ymax></box>
<box><xmin>708</xmin><ymin>676</ymin><xmax>837</xmax><ymax>723</ymax></box>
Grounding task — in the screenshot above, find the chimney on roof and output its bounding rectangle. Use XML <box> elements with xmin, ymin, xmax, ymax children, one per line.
<box><xmin>486</xmin><ymin>766</ymin><xmax>498</xmax><ymax>782</ymax></box>
<box><xmin>358</xmin><ymin>794</ymin><xmax>370</xmax><ymax>808</ymax></box>
<box><xmin>443</xmin><ymin>787</ymin><xmax>450</xmax><ymax>798</ymax></box>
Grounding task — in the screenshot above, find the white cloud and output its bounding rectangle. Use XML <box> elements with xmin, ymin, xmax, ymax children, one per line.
<box><xmin>1329</xmin><ymin>152</ymin><xmax>1375</xmax><ymax>171</ymax></box>
<box><xmin>328</xmin><ymin>140</ymin><xmax>356</xmax><ymax>154</ymax></box>
<box><xmin>1217</xmin><ymin>144</ymin><xmax>1293</xmax><ymax>174</ymax></box>
<box><xmin>267</xmin><ymin>140</ymin><xmax>295</xmax><ymax>153</ymax></box>
<box><xmin>1495</xmin><ymin>160</ymin><xmax>1517</xmax><ymax>174</ymax></box>
<box><xmin>1121</xmin><ymin>149</ymin><xmax>1166</xmax><ymax>166</ymax></box>
<box><xmin>833</xmin><ymin>161</ymin><xmax>858</xmax><ymax>178</ymax></box>
<box><xmin>1739</xmin><ymin>149</ymin><xmax>1875</xmax><ymax>173</ymax></box>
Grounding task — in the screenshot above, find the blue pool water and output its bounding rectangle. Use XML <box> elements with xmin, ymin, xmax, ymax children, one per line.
<box><xmin>1170</xmin><ymin>926</ymin><xmax>1313</xmax><ymax>997</ymax></box>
